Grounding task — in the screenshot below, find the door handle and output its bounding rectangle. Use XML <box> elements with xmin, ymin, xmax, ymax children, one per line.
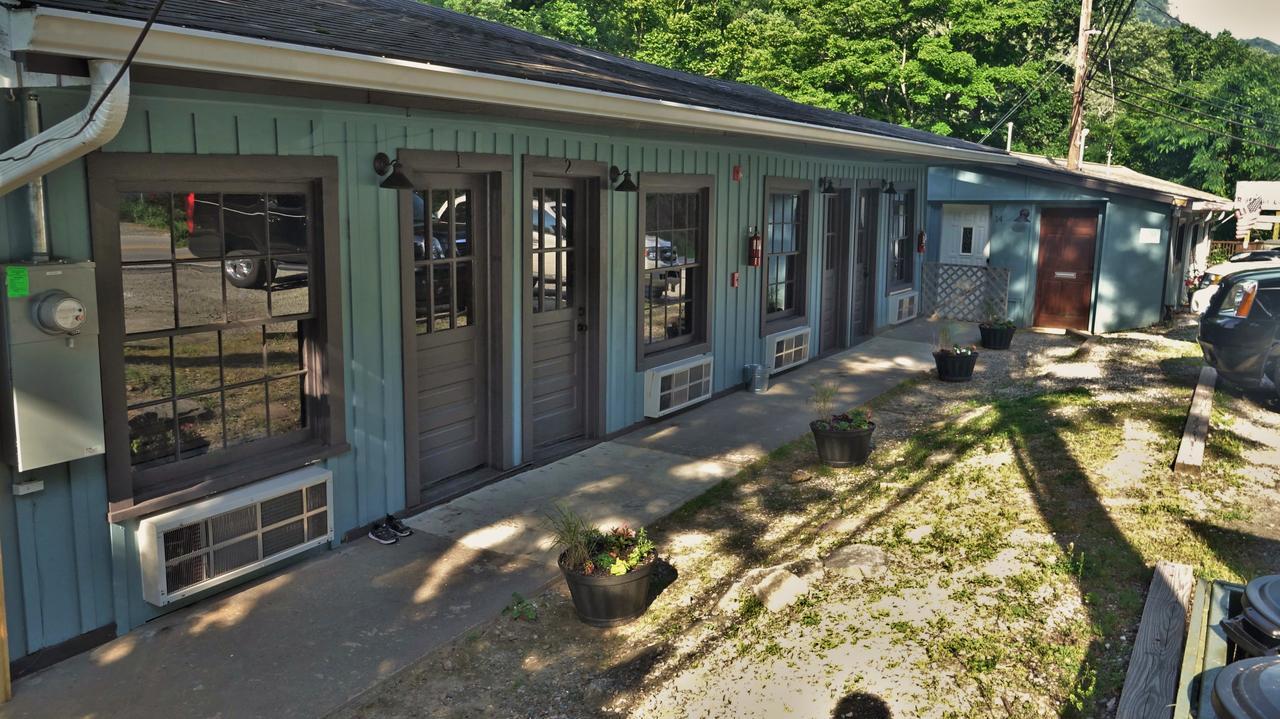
<box><xmin>577</xmin><ymin>322</ymin><xmax>588</xmax><ymax>332</ymax></box>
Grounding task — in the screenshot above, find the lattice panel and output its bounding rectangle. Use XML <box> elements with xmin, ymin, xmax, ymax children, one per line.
<box><xmin>921</xmin><ymin>263</ymin><xmax>1011</xmax><ymax>323</ymax></box>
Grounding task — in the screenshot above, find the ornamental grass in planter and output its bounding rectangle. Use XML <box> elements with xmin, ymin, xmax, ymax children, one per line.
<box><xmin>547</xmin><ymin>505</ymin><xmax>657</xmax><ymax>627</ymax></box>
<box><xmin>809</xmin><ymin>382</ymin><xmax>876</xmax><ymax>467</ymax></box>
<box><xmin>933</xmin><ymin>325</ymin><xmax>979</xmax><ymax>382</ymax></box>
<box><xmin>979</xmin><ymin>302</ymin><xmax>1017</xmax><ymax>350</ymax></box>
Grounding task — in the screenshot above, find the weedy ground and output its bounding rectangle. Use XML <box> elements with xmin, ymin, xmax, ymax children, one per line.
<box><xmin>332</xmin><ymin>319</ymin><xmax>1280</xmax><ymax>719</ymax></box>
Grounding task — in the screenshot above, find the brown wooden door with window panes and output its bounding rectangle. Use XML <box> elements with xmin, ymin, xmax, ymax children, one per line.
<box><xmin>819</xmin><ymin>191</ymin><xmax>851</xmax><ymax>353</ymax></box>
<box><xmin>852</xmin><ymin>188</ymin><xmax>878</xmax><ymax>337</ymax></box>
<box><xmin>1034</xmin><ymin>208</ymin><xmax>1098</xmax><ymax>330</ymax></box>
<box><xmin>413</xmin><ymin>174</ymin><xmax>490</xmax><ymax>494</ymax></box>
<box><xmin>528</xmin><ymin>179</ymin><xmax>590</xmax><ymax>454</ymax></box>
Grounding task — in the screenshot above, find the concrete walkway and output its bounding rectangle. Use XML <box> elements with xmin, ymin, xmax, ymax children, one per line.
<box><xmin>0</xmin><ymin>331</ymin><xmax>938</xmax><ymax>719</ymax></box>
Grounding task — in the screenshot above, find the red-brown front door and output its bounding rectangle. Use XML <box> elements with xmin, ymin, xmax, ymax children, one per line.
<box><xmin>1034</xmin><ymin>208</ymin><xmax>1098</xmax><ymax>330</ymax></box>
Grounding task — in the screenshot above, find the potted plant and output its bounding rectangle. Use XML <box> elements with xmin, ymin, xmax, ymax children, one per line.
<box><xmin>809</xmin><ymin>382</ymin><xmax>876</xmax><ymax>467</ymax></box>
<box><xmin>979</xmin><ymin>301</ymin><xmax>1017</xmax><ymax>350</ymax></box>
<box><xmin>933</xmin><ymin>325</ymin><xmax>979</xmax><ymax>382</ymax></box>
<box><xmin>547</xmin><ymin>505</ymin><xmax>657</xmax><ymax>627</ymax></box>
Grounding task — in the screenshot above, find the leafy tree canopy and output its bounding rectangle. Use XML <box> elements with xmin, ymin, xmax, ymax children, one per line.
<box><xmin>426</xmin><ymin>0</ymin><xmax>1280</xmax><ymax>197</ymax></box>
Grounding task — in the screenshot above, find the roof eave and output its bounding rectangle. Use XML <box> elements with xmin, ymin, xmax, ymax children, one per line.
<box><xmin>8</xmin><ymin>6</ymin><xmax>1015</xmax><ymax>166</ymax></box>
<box><xmin>1006</xmin><ymin>160</ymin><xmax>1227</xmax><ymax>207</ymax></box>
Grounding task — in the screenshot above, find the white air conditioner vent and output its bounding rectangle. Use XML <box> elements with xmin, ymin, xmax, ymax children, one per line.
<box><xmin>643</xmin><ymin>354</ymin><xmax>714</xmax><ymax>418</ymax></box>
<box><xmin>138</xmin><ymin>465</ymin><xmax>333</xmax><ymax>606</ymax></box>
<box><xmin>765</xmin><ymin>326</ymin><xmax>811</xmax><ymax>374</ymax></box>
<box><xmin>892</xmin><ymin>291</ymin><xmax>919</xmax><ymax>324</ymax></box>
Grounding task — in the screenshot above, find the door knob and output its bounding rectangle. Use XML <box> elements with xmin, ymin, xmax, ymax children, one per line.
<box><xmin>577</xmin><ymin>322</ymin><xmax>588</xmax><ymax>332</ymax></box>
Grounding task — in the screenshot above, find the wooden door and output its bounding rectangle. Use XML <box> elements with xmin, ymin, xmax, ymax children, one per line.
<box><xmin>527</xmin><ymin>179</ymin><xmax>590</xmax><ymax>455</ymax></box>
<box><xmin>412</xmin><ymin>174</ymin><xmax>491</xmax><ymax>497</ymax></box>
<box><xmin>819</xmin><ymin>191</ymin><xmax>851</xmax><ymax>353</ymax></box>
<box><xmin>1034</xmin><ymin>208</ymin><xmax>1098</xmax><ymax>330</ymax></box>
<box><xmin>852</xmin><ymin>188</ymin><xmax>878</xmax><ymax>338</ymax></box>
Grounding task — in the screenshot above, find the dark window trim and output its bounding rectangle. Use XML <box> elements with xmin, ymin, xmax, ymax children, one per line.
<box><xmin>886</xmin><ymin>184</ymin><xmax>918</xmax><ymax>295</ymax></box>
<box><xmin>88</xmin><ymin>153</ymin><xmax>346</xmax><ymax>521</ymax></box>
<box><xmin>636</xmin><ymin>173</ymin><xmax>716</xmax><ymax>371</ymax></box>
<box><xmin>761</xmin><ymin>176</ymin><xmax>813</xmax><ymax>336</ymax></box>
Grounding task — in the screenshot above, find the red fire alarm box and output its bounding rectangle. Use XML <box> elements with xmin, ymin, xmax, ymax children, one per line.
<box><xmin>747</xmin><ymin>227</ymin><xmax>763</xmax><ymax>268</ymax></box>
<box><xmin>732</xmin><ymin>165</ymin><xmax>743</xmax><ymax>182</ymax></box>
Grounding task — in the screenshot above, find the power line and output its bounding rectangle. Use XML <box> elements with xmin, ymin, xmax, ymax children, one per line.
<box><xmin>1087</xmin><ymin>0</ymin><xmax>1139</xmax><ymax>83</ymax></box>
<box><xmin>1111</xmin><ymin>66</ymin><xmax>1276</xmax><ymax>123</ymax></box>
<box><xmin>978</xmin><ymin>59</ymin><xmax>1070</xmax><ymax>144</ymax></box>
<box><xmin>1105</xmin><ymin>78</ymin><xmax>1280</xmax><ymax>137</ymax></box>
<box><xmin>1</xmin><ymin>0</ymin><xmax>167</xmax><ymax>163</ymax></box>
<box><xmin>1092</xmin><ymin>86</ymin><xmax>1280</xmax><ymax>152</ymax></box>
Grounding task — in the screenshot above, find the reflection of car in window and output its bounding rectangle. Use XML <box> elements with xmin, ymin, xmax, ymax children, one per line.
<box><xmin>412</xmin><ymin>192</ymin><xmax>475</xmax><ymax>326</ymax></box>
<box><xmin>185</xmin><ymin>193</ymin><xmax>310</xmax><ymax>289</ymax></box>
<box><xmin>531</xmin><ymin>202</ymin><xmax>572</xmax><ymax>305</ymax></box>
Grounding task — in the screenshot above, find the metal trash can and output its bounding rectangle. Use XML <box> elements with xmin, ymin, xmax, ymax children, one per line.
<box><xmin>743</xmin><ymin>364</ymin><xmax>769</xmax><ymax>394</ymax></box>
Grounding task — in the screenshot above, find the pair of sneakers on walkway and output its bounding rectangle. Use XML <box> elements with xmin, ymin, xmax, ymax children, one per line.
<box><xmin>368</xmin><ymin>514</ymin><xmax>413</xmax><ymax>544</ymax></box>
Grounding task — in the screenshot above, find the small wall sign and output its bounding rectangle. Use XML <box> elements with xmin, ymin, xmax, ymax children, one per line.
<box><xmin>1139</xmin><ymin>227</ymin><xmax>1161</xmax><ymax>245</ymax></box>
<box><xmin>6</xmin><ymin>266</ymin><xmax>29</xmax><ymax>297</ymax></box>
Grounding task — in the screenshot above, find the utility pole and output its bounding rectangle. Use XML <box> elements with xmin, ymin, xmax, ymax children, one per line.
<box><xmin>1066</xmin><ymin>0</ymin><xmax>1094</xmax><ymax>170</ymax></box>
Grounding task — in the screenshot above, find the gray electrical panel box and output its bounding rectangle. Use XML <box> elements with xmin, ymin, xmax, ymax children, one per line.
<box><xmin>0</xmin><ymin>261</ymin><xmax>105</xmax><ymax>472</ymax></box>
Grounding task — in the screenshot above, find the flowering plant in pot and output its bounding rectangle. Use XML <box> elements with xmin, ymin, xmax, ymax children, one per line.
<box><xmin>547</xmin><ymin>505</ymin><xmax>657</xmax><ymax>627</ymax></box>
<box><xmin>808</xmin><ymin>382</ymin><xmax>876</xmax><ymax>467</ymax></box>
<box><xmin>978</xmin><ymin>300</ymin><xmax>1017</xmax><ymax>350</ymax></box>
<box><xmin>933</xmin><ymin>325</ymin><xmax>979</xmax><ymax>382</ymax></box>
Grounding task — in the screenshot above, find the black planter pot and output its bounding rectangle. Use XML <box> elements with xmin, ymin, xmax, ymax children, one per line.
<box><xmin>560</xmin><ymin>554</ymin><xmax>655</xmax><ymax>627</ymax></box>
<box><xmin>979</xmin><ymin>324</ymin><xmax>1016</xmax><ymax>350</ymax></box>
<box><xmin>933</xmin><ymin>350</ymin><xmax>978</xmax><ymax>382</ymax></box>
<box><xmin>810</xmin><ymin>421</ymin><xmax>876</xmax><ymax>467</ymax></box>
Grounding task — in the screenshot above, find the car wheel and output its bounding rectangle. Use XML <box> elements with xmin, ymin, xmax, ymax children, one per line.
<box><xmin>225</xmin><ymin>253</ymin><xmax>274</xmax><ymax>289</ymax></box>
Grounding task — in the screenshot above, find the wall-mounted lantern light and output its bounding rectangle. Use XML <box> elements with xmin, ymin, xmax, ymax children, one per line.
<box><xmin>373</xmin><ymin>152</ymin><xmax>414</xmax><ymax>190</ymax></box>
<box><xmin>882</xmin><ymin>180</ymin><xmax>897</xmax><ymax>197</ymax></box>
<box><xmin>820</xmin><ymin>178</ymin><xmax>838</xmax><ymax>196</ymax></box>
<box><xmin>609</xmin><ymin>165</ymin><xmax>639</xmax><ymax>192</ymax></box>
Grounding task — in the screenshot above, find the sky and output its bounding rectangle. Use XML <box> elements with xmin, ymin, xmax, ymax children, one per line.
<box><xmin>1169</xmin><ymin>0</ymin><xmax>1280</xmax><ymax>44</ymax></box>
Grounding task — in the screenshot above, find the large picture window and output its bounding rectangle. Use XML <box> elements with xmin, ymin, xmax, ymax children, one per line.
<box><xmin>888</xmin><ymin>188</ymin><xmax>917</xmax><ymax>292</ymax></box>
<box><xmin>89</xmin><ymin>156</ymin><xmax>345</xmax><ymax>518</ymax></box>
<box><xmin>638</xmin><ymin>176</ymin><xmax>714</xmax><ymax>365</ymax></box>
<box><xmin>763</xmin><ymin>179</ymin><xmax>811</xmax><ymax>328</ymax></box>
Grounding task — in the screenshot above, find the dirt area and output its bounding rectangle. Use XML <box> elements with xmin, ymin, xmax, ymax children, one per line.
<box><xmin>331</xmin><ymin>320</ymin><xmax>1280</xmax><ymax>719</ymax></box>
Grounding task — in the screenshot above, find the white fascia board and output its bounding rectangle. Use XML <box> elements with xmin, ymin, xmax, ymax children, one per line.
<box><xmin>13</xmin><ymin>7</ymin><xmax>1016</xmax><ymax>166</ymax></box>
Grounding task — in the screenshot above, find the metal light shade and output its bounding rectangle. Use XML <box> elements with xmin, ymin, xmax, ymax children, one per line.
<box><xmin>609</xmin><ymin>165</ymin><xmax>639</xmax><ymax>192</ymax></box>
<box><xmin>820</xmin><ymin>178</ymin><xmax>837</xmax><ymax>195</ymax></box>
<box><xmin>373</xmin><ymin>152</ymin><xmax>414</xmax><ymax>190</ymax></box>
<box><xmin>884</xmin><ymin>181</ymin><xmax>897</xmax><ymax>197</ymax></box>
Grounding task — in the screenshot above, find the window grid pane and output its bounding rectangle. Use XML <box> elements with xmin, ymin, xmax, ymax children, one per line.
<box><xmin>765</xmin><ymin>191</ymin><xmax>805</xmax><ymax>319</ymax></box>
<box><xmin>118</xmin><ymin>189</ymin><xmax>313</xmax><ymax>471</ymax></box>
<box><xmin>642</xmin><ymin>190</ymin><xmax>706</xmax><ymax>352</ymax></box>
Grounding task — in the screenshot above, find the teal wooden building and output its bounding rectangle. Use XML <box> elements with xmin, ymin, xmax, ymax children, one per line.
<box><xmin>0</xmin><ymin>0</ymin><xmax>1013</xmax><ymax>673</ymax></box>
<box><xmin>926</xmin><ymin>155</ymin><xmax>1231</xmax><ymax>333</ymax></box>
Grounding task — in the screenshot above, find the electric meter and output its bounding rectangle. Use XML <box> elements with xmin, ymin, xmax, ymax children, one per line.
<box><xmin>32</xmin><ymin>290</ymin><xmax>87</xmax><ymax>335</ymax></box>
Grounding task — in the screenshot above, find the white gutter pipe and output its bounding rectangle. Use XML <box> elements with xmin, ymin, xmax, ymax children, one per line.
<box><xmin>0</xmin><ymin>59</ymin><xmax>129</xmax><ymax>198</ymax></box>
<box><xmin>10</xmin><ymin>8</ymin><xmax>1015</xmax><ymax>166</ymax></box>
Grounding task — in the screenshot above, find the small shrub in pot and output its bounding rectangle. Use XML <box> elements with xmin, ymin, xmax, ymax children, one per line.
<box><xmin>979</xmin><ymin>301</ymin><xmax>1017</xmax><ymax>350</ymax></box>
<box><xmin>808</xmin><ymin>382</ymin><xmax>876</xmax><ymax>467</ymax></box>
<box><xmin>933</xmin><ymin>325</ymin><xmax>979</xmax><ymax>382</ymax></box>
<box><xmin>547</xmin><ymin>505</ymin><xmax>657</xmax><ymax>627</ymax></box>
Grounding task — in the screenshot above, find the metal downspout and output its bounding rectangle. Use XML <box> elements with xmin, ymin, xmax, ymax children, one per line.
<box><xmin>0</xmin><ymin>60</ymin><xmax>129</xmax><ymax>199</ymax></box>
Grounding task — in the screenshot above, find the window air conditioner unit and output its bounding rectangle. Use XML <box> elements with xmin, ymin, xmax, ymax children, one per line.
<box><xmin>137</xmin><ymin>465</ymin><xmax>333</xmax><ymax>606</ymax></box>
<box><xmin>765</xmin><ymin>326</ymin><xmax>811</xmax><ymax>375</ymax></box>
<box><xmin>892</xmin><ymin>292</ymin><xmax>919</xmax><ymax>324</ymax></box>
<box><xmin>643</xmin><ymin>354</ymin><xmax>714</xmax><ymax>418</ymax></box>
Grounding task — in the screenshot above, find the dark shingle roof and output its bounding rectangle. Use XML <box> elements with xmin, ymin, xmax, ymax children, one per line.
<box><xmin>27</xmin><ymin>0</ymin><xmax>1005</xmax><ymax>156</ymax></box>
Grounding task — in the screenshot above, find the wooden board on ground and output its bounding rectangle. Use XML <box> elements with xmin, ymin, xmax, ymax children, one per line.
<box><xmin>1117</xmin><ymin>561</ymin><xmax>1195</xmax><ymax>719</ymax></box>
<box><xmin>1174</xmin><ymin>367</ymin><xmax>1216</xmax><ymax>477</ymax></box>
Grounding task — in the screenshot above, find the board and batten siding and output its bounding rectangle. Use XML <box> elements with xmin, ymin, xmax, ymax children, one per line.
<box><xmin>0</xmin><ymin>82</ymin><xmax>928</xmax><ymax>659</ymax></box>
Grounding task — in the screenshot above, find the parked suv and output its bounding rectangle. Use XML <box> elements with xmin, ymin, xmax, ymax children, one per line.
<box><xmin>1198</xmin><ymin>267</ymin><xmax>1280</xmax><ymax>398</ymax></box>
<box><xmin>1190</xmin><ymin>249</ymin><xmax>1280</xmax><ymax>313</ymax></box>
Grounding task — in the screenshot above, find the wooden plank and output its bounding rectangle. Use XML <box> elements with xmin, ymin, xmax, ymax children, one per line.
<box><xmin>1174</xmin><ymin>366</ymin><xmax>1216</xmax><ymax>476</ymax></box>
<box><xmin>1172</xmin><ymin>579</ymin><xmax>1210</xmax><ymax>719</ymax></box>
<box><xmin>1117</xmin><ymin>561</ymin><xmax>1196</xmax><ymax>719</ymax></box>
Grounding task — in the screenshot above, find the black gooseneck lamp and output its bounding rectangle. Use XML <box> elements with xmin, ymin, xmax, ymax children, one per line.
<box><xmin>609</xmin><ymin>165</ymin><xmax>639</xmax><ymax>192</ymax></box>
<box><xmin>373</xmin><ymin>152</ymin><xmax>414</xmax><ymax>190</ymax></box>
